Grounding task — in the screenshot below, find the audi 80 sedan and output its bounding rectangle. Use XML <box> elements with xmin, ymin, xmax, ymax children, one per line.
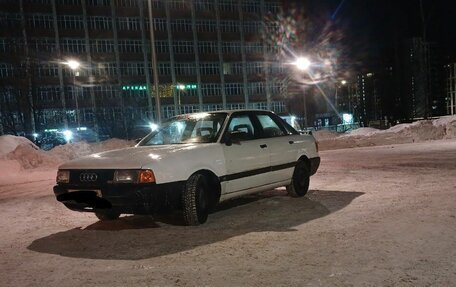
<box><xmin>54</xmin><ymin>110</ymin><xmax>320</xmax><ymax>225</ymax></box>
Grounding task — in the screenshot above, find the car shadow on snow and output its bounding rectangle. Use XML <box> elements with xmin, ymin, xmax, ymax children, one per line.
<box><xmin>28</xmin><ymin>189</ymin><xmax>363</xmax><ymax>260</ymax></box>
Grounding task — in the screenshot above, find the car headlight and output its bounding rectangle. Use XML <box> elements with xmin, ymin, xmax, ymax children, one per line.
<box><xmin>56</xmin><ymin>170</ymin><xmax>70</xmax><ymax>184</ymax></box>
<box><xmin>113</xmin><ymin>170</ymin><xmax>155</xmax><ymax>184</ymax></box>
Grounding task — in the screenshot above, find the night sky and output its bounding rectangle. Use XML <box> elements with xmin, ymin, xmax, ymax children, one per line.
<box><xmin>293</xmin><ymin>0</ymin><xmax>456</xmax><ymax>70</ymax></box>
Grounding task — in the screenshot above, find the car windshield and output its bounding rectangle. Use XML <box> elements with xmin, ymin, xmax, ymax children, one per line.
<box><xmin>139</xmin><ymin>113</ymin><xmax>227</xmax><ymax>145</ymax></box>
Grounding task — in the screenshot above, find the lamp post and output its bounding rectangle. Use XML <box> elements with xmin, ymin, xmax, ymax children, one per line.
<box><xmin>177</xmin><ymin>84</ymin><xmax>185</xmax><ymax>113</ymax></box>
<box><xmin>292</xmin><ymin>57</ymin><xmax>311</xmax><ymax>128</ymax></box>
<box><xmin>147</xmin><ymin>0</ymin><xmax>162</xmax><ymax>123</ymax></box>
<box><xmin>65</xmin><ymin>60</ymin><xmax>81</xmax><ymax>129</ymax></box>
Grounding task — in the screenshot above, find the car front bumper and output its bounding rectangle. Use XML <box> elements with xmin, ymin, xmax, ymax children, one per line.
<box><xmin>54</xmin><ymin>182</ymin><xmax>184</xmax><ymax>214</ymax></box>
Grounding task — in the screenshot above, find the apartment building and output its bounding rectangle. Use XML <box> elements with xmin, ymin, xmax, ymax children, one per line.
<box><xmin>0</xmin><ymin>0</ymin><xmax>287</xmax><ymax>137</ymax></box>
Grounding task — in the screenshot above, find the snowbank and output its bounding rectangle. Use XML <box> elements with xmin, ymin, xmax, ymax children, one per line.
<box><xmin>0</xmin><ymin>136</ymin><xmax>134</xmax><ymax>172</ymax></box>
<box><xmin>47</xmin><ymin>138</ymin><xmax>134</xmax><ymax>162</ymax></box>
<box><xmin>47</xmin><ymin>141</ymin><xmax>93</xmax><ymax>162</ymax></box>
<box><xmin>434</xmin><ymin>115</ymin><xmax>456</xmax><ymax>139</ymax></box>
<box><xmin>316</xmin><ymin>115</ymin><xmax>456</xmax><ymax>150</ymax></box>
<box><xmin>313</xmin><ymin>130</ymin><xmax>338</xmax><ymax>141</ymax></box>
<box><xmin>0</xmin><ymin>135</ymin><xmax>38</xmax><ymax>158</ymax></box>
<box><xmin>6</xmin><ymin>144</ymin><xmax>61</xmax><ymax>169</ymax></box>
<box><xmin>91</xmin><ymin>138</ymin><xmax>135</xmax><ymax>153</ymax></box>
<box><xmin>343</xmin><ymin>127</ymin><xmax>379</xmax><ymax>137</ymax></box>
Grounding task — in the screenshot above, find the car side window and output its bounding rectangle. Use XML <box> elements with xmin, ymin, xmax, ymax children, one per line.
<box><xmin>256</xmin><ymin>114</ymin><xmax>286</xmax><ymax>138</ymax></box>
<box><xmin>227</xmin><ymin>115</ymin><xmax>256</xmax><ymax>141</ymax></box>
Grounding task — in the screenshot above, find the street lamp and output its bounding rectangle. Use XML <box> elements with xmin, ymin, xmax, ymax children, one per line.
<box><xmin>293</xmin><ymin>57</ymin><xmax>311</xmax><ymax>71</ymax></box>
<box><xmin>66</xmin><ymin>60</ymin><xmax>80</xmax><ymax>71</ymax></box>
<box><xmin>65</xmin><ymin>60</ymin><xmax>81</xmax><ymax>129</ymax></box>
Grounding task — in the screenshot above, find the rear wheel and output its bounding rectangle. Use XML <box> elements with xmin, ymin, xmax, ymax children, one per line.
<box><xmin>182</xmin><ymin>173</ymin><xmax>209</xmax><ymax>226</ymax></box>
<box><xmin>95</xmin><ymin>209</ymin><xmax>121</xmax><ymax>221</ymax></box>
<box><xmin>286</xmin><ymin>160</ymin><xmax>310</xmax><ymax>197</ymax></box>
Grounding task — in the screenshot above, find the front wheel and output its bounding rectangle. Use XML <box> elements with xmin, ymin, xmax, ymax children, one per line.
<box><xmin>286</xmin><ymin>160</ymin><xmax>310</xmax><ymax>197</ymax></box>
<box><xmin>182</xmin><ymin>173</ymin><xmax>209</xmax><ymax>226</ymax></box>
<box><xmin>95</xmin><ymin>209</ymin><xmax>121</xmax><ymax>221</ymax></box>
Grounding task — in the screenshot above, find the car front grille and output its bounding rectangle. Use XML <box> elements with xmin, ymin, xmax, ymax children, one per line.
<box><xmin>69</xmin><ymin>170</ymin><xmax>115</xmax><ymax>185</ymax></box>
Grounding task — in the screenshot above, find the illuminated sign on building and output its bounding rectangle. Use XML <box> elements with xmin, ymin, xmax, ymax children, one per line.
<box><xmin>122</xmin><ymin>85</ymin><xmax>147</xmax><ymax>91</ymax></box>
<box><xmin>176</xmin><ymin>84</ymin><xmax>197</xmax><ymax>90</ymax></box>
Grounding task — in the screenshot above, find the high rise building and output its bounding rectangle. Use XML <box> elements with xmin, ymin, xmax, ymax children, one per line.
<box><xmin>445</xmin><ymin>63</ymin><xmax>456</xmax><ymax>115</ymax></box>
<box><xmin>399</xmin><ymin>38</ymin><xmax>445</xmax><ymax>120</ymax></box>
<box><xmin>355</xmin><ymin>72</ymin><xmax>382</xmax><ymax>126</ymax></box>
<box><xmin>0</xmin><ymin>0</ymin><xmax>286</xmax><ymax>138</ymax></box>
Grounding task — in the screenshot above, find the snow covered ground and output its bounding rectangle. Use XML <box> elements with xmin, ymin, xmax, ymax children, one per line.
<box><xmin>0</xmin><ymin>117</ymin><xmax>455</xmax><ymax>286</ymax></box>
<box><xmin>0</xmin><ymin>141</ymin><xmax>455</xmax><ymax>285</ymax></box>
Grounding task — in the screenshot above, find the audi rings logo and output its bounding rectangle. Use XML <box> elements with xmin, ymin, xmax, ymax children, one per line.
<box><xmin>79</xmin><ymin>173</ymin><xmax>98</xmax><ymax>182</ymax></box>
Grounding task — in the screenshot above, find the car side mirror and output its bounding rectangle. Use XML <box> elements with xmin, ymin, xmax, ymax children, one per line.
<box><xmin>224</xmin><ymin>131</ymin><xmax>244</xmax><ymax>146</ymax></box>
<box><xmin>223</xmin><ymin>135</ymin><xmax>233</xmax><ymax>146</ymax></box>
<box><xmin>223</xmin><ymin>134</ymin><xmax>233</xmax><ymax>146</ymax></box>
<box><xmin>223</xmin><ymin>133</ymin><xmax>243</xmax><ymax>146</ymax></box>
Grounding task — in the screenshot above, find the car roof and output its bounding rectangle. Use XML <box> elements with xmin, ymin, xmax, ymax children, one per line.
<box><xmin>178</xmin><ymin>109</ymin><xmax>276</xmax><ymax>117</ymax></box>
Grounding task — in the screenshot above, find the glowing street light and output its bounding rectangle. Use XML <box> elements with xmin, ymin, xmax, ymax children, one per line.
<box><xmin>62</xmin><ymin>130</ymin><xmax>73</xmax><ymax>142</ymax></box>
<box><xmin>293</xmin><ymin>57</ymin><xmax>311</xmax><ymax>71</ymax></box>
<box><xmin>65</xmin><ymin>60</ymin><xmax>80</xmax><ymax>71</ymax></box>
<box><xmin>341</xmin><ymin>80</ymin><xmax>347</xmax><ymax>85</ymax></box>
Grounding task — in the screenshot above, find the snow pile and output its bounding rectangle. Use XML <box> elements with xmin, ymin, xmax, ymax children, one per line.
<box><xmin>316</xmin><ymin>115</ymin><xmax>456</xmax><ymax>150</ymax></box>
<box><xmin>343</xmin><ymin>127</ymin><xmax>379</xmax><ymax>137</ymax></box>
<box><xmin>385</xmin><ymin>120</ymin><xmax>446</xmax><ymax>141</ymax></box>
<box><xmin>313</xmin><ymin>130</ymin><xmax>338</xmax><ymax>141</ymax></box>
<box><xmin>433</xmin><ymin>116</ymin><xmax>456</xmax><ymax>139</ymax></box>
<box><xmin>0</xmin><ymin>159</ymin><xmax>22</xmax><ymax>176</ymax></box>
<box><xmin>0</xmin><ymin>135</ymin><xmax>39</xmax><ymax>158</ymax></box>
<box><xmin>90</xmin><ymin>138</ymin><xmax>135</xmax><ymax>153</ymax></box>
<box><xmin>0</xmin><ymin>136</ymin><xmax>134</xmax><ymax>171</ymax></box>
<box><xmin>48</xmin><ymin>138</ymin><xmax>134</xmax><ymax>162</ymax></box>
<box><xmin>47</xmin><ymin>141</ymin><xmax>94</xmax><ymax>162</ymax></box>
<box><xmin>6</xmin><ymin>143</ymin><xmax>60</xmax><ymax>169</ymax></box>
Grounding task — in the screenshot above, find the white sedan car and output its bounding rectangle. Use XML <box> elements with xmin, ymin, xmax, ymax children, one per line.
<box><xmin>54</xmin><ymin>110</ymin><xmax>320</xmax><ymax>225</ymax></box>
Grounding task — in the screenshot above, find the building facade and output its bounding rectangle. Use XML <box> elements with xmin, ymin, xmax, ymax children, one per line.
<box><xmin>399</xmin><ymin>38</ymin><xmax>445</xmax><ymax>120</ymax></box>
<box><xmin>445</xmin><ymin>63</ymin><xmax>456</xmax><ymax>115</ymax></box>
<box><xmin>356</xmin><ymin>72</ymin><xmax>382</xmax><ymax>126</ymax></box>
<box><xmin>0</xmin><ymin>0</ymin><xmax>287</xmax><ymax>138</ymax></box>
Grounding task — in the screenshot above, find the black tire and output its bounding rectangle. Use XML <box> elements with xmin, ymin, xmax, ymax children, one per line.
<box><xmin>182</xmin><ymin>173</ymin><xmax>209</xmax><ymax>226</ymax></box>
<box><xmin>286</xmin><ymin>160</ymin><xmax>310</xmax><ymax>197</ymax></box>
<box><xmin>95</xmin><ymin>209</ymin><xmax>121</xmax><ymax>221</ymax></box>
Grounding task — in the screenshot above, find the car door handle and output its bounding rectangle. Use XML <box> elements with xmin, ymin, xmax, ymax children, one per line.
<box><xmin>260</xmin><ymin>144</ymin><xmax>267</xmax><ymax>149</ymax></box>
<box><xmin>289</xmin><ymin>140</ymin><xmax>294</xmax><ymax>144</ymax></box>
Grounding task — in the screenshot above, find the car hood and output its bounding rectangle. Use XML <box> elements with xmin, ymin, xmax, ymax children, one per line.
<box><xmin>58</xmin><ymin>144</ymin><xmax>207</xmax><ymax>170</ymax></box>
